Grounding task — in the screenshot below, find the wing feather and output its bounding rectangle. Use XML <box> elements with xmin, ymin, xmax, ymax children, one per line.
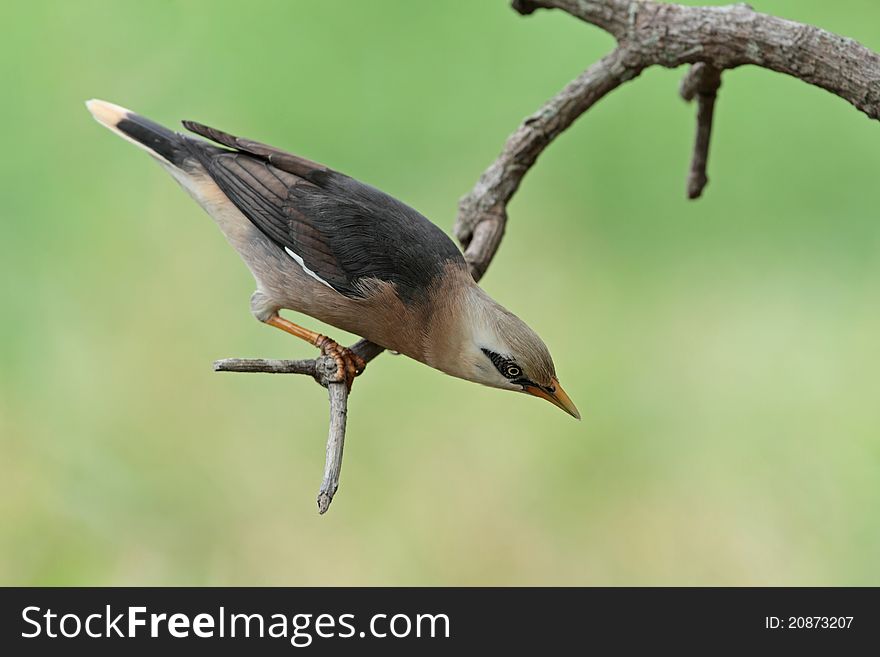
<box><xmin>183</xmin><ymin>123</ymin><xmax>466</xmax><ymax>302</ymax></box>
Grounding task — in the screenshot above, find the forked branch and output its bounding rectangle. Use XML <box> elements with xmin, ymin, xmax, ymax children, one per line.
<box><xmin>214</xmin><ymin>339</ymin><xmax>382</xmax><ymax>514</ymax></box>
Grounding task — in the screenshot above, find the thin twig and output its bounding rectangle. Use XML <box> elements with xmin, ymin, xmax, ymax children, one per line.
<box><xmin>317</xmin><ymin>381</ymin><xmax>348</xmax><ymax>514</ymax></box>
<box><xmin>680</xmin><ymin>63</ymin><xmax>722</xmax><ymax>199</ymax></box>
<box><xmin>214</xmin><ymin>358</ymin><xmax>317</xmax><ymax>376</ymax></box>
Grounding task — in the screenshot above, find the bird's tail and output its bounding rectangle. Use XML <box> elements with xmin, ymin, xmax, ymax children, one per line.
<box><xmin>86</xmin><ymin>99</ymin><xmax>190</xmax><ymax>168</ymax></box>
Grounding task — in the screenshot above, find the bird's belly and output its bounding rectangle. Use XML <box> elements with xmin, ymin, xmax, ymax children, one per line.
<box><xmin>293</xmin><ymin>285</ymin><xmax>427</xmax><ymax>361</ymax></box>
<box><xmin>170</xmin><ymin>164</ymin><xmax>314</xmax><ymax>300</ymax></box>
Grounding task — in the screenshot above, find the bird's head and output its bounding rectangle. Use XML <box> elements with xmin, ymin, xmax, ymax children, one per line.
<box><xmin>444</xmin><ymin>285</ymin><xmax>580</xmax><ymax>419</ymax></box>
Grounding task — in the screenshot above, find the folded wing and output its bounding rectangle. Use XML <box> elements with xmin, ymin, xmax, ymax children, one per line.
<box><xmin>183</xmin><ymin>121</ymin><xmax>465</xmax><ymax>303</ymax></box>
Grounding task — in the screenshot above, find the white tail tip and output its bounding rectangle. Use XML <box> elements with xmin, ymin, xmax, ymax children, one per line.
<box><xmin>85</xmin><ymin>99</ymin><xmax>132</xmax><ymax>129</ymax></box>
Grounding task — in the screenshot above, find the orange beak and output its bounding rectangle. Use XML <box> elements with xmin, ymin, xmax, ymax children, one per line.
<box><xmin>523</xmin><ymin>377</ymin><xmax>581</xmax><ymax>420</ymax></box>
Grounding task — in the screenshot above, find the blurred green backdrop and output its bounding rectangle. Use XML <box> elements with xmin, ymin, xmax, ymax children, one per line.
<box><xmin>1</xmin><ymin>0</ymin><xmax>879</xmax><ymax>586</ymax></box>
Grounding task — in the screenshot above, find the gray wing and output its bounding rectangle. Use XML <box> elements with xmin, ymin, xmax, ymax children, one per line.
<box><xmin>182</xmin><ymin>121</ymin><xmax>466</xmax><ymax>303</ymax></box>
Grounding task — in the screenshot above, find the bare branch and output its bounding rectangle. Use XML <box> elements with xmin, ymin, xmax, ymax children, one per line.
<box><xmin>214</xmin><ymin>338</ymin><xmax>384</xmax><ymax>382</ymax></box>
<box><xmin>455</xmin><ymin>47</ymin><xmax>642</xmax><ymax>280</ymax></box>
<box><xmin>514</xmin><ymin>1</ymin><xmax>880</xmax><ymax>120</ymax></box>
<box><xmin>214</xmin><ymin>343</ymin><xmax>382</xmax><ymax>513</ymax></box>
<box><xmin>214</xmin><ymin>357</ymin><xmax>318</xmax><ymax>376</ymax></box>
<box><xmin>317</xmin><ymin>381</ymin><xmax>348</xmax><ymax>514</ymax></box>
<box><xmin>349</xmin><ymin>338</ymin><xmax>385</xmax><ymax>364</ymax></box>
<box><xmin>680</xmin><ymin>63</ymin><xmax>722</xmax><ymax>199</ymax></box>
<box><xmin>456</xmin><ymin>0</ymin><xmax>880</xmax><ymax>276</ymax></box>
<box><xmin>512</xmin><ymin>0</ymin><xmax>632</xmax><ymax>40</ymax></box>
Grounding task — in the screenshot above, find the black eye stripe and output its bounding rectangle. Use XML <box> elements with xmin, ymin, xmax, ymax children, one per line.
<box><xmin>481</xmin><ymin>348</ymin><xmax>524</xmax><ymax>380</ymax></box>
<box><xmin>481</xmin><ymin>348</ymin><xmax>507</xmax><ymax>371</ymax></box>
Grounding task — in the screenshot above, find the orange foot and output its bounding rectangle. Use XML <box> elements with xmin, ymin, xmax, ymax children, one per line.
<box><xmin>315</xmin><ymin>335</ymin><xmax>366</xmax><ymax>390</ymax></box>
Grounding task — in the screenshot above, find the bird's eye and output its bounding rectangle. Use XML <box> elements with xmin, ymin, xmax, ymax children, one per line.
<box><xmin>481</xmin><ymin>348</ymin><xmax>525</xmax><ymax>381</ymax></box>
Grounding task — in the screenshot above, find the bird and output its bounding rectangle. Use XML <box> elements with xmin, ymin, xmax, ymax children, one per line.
<box><xmin>86</xmin><ymin>100</ymin><xmax>580</xmax><ymax>419</ymax></box>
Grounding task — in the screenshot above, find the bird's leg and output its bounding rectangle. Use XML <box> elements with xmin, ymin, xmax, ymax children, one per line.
<box><xmin>265</xmin><ymin>315</ymin><xmax>366</xmax><ymax>389</ymax></box>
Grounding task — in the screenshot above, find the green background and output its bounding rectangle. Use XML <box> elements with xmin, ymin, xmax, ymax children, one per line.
<box><xmin>1</xmin><ymin>0</ymin><xmax>878</xmax><ymax>585</ymax></box>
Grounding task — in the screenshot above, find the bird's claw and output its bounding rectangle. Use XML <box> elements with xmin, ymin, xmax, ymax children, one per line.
<box><xmin>316</xmin><ymin>336</ymin><xmax>366</xmax><ymax>390</ymax></box>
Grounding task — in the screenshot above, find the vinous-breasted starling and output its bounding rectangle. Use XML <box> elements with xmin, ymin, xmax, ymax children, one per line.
<box><xmin>86</xmin><ymin>100</ymin><xmax>579</xmax><ymax>418</ymax></box>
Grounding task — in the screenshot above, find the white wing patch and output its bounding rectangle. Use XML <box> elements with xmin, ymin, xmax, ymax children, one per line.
<box><xmin>284</xmin><ymin>247</ymin><xmax>334</xmax><ymax>289</ymax></box>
